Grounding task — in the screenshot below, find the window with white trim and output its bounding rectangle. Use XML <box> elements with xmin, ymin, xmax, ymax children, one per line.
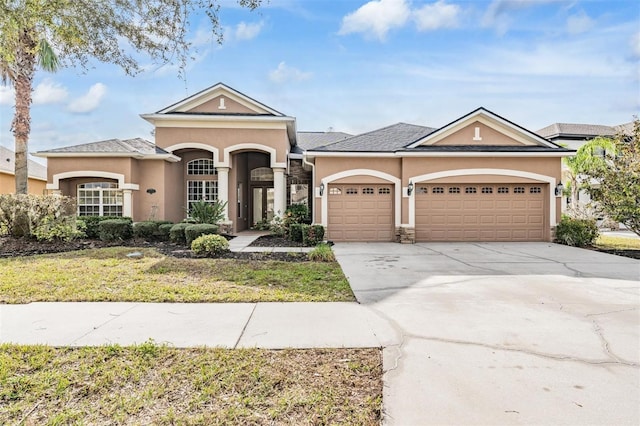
<box><xmin>250</xmin><ymin>167</ymin><xmax>273</xmax><ymax>181</ymax></box>
<box><xmin>187</xmin><ymin>180</ymin><xmax>218</xmax><ymax>212</ymax></box>
<box><xmin>77</xmin><ymin>182</ymin><xmax>123</xmax><ymax>216</ymax></box>
<box><xmin>187</xmin><ymin>158</ymin><xmax>216</xmax><ymax>175</ymax></box>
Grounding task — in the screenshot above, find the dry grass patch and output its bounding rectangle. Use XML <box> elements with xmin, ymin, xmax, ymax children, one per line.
<box><xmin>594</xmin><ymin>235</ymin><xmax>640</xmax><ymax>250</ymax></box>
<box><xmin>0</xmin><ymin>343</ymin><xmax>382</xmax><ymax>425</ymax></box>
<box><xmin>0</xmin><ymin>247</ymin><xmax>354</xmax><ymax>304</ymax></box>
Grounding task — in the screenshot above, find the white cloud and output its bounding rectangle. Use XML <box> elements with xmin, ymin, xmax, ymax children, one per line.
<box><xmin>235</xmin><ymin>21</ymin><xmax>264</xmax><ymax>41</ymax></box>
<box><xmin>67</xmin><ymin>83</ymin><xmax>107</xmax><ymax>113</ymax></box>
<box><xmin>631</xmin><ymin>31</ymin><xmax>640</xmax><ymax>59</ymax></box>
<box><xmin>269</xmin><ymin>62</ymin><xmax>312</xmax><ymax>84</ymax></box>
<box><xmin>33</xmin><ymin>79</ymin><xmax>69</xmax><ymax>105</ymax></box>
<box><xmin>414</xmin><ymin>1</ymin><xmax>461</xmax><ymax>31</ymax></box>
<box><xmin>566</xmin><ymin>11</ymin><xmax>594</xmax><ymax>35</ymax></box>
<box><xmin>338</xmin><ymin>0</ymin><xmax>410</xmax><ymax>41</ymax></box>
<box><xmin>482</xmin><ymin>0</ymin><xmax>558</xmax><ymax>34</ymax></box>
<box><xmin>0</xmin><ymin>86</ymin><xmax>14</xmax><ymax>105</ymax></box>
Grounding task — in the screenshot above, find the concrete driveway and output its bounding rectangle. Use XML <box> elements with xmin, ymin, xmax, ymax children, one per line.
<box><xmin>333</xmin><ymin>242</ymin><xmax>640</xmax><ymax>426</ymax></box>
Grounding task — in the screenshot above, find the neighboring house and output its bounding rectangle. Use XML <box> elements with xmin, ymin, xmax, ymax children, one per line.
<box><xmin>35</xmin><ymin>83</ymin><xmax>572</xmax><ymax>243</ymax></box>
<box><xmin>537</xmin><ymin>122</ymin><xmax>631</xmax><ymax>210</ymax></box>
<box><xmin>0</xmin><ymin>146</ymin><xmax>48</xmax><ymax>195</ymax></box>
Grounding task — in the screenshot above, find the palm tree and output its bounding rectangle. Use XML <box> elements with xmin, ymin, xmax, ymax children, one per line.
<box><xmin>1</xmin><ymin>30</ymin><xmax>58</xmax><ymax>194</ymax></box>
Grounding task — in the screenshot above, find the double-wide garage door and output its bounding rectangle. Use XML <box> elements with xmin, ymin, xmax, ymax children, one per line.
<box><xmin>415</xmin><ymin>183</ymin><xmax>546</xmax><ymax>241</ymax></box>
<box><xmin>327</xmin><ymin>184</ymin><xmax>394</xmax><ymax>242</ymax></box>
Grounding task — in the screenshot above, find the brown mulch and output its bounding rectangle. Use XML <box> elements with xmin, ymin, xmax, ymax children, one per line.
<box><xmin>248</xmin><ymin>235</ymin><xmax>308</xmax><ymax>248</ymax></box>
<box><xmin>586</xmin><ymin>246</ymin><xmax>640</xmax><ymax>260</ymax></box>
<box><xmin>0</xmin><ymin>236</ymin><xmax>308</xmax><ymax>262</ymax></box>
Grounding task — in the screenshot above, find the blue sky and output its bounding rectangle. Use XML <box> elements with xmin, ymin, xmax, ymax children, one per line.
<box><xmin>1</xmin><ymin>0</ymin><xmax>639</xmax><ymax>160</ymax></box>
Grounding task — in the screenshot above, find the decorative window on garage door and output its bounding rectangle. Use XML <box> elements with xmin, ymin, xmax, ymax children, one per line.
<box><xmin>417</xmin><ymin>186</ymin><xmax>428</xmax><ymax>194</ymax></box>
<box><xmin>497</xmin><ymin>187</ymin><xmax>509</xmax><ymax>194</ymax></box>
<box><xmin>379</xmin><ymin>187</ymin><xmax>391</xmax><ymax>194</ymax></box>
<box><xmin>482</xmin><ymin>187</ymin><xmax>493</xmax><ymax>194</ymax></box>
<box><xmin>514</xmin><ymin>187</ymin><xmax>525</xmax><ymax>194</ymax></box>
<box><xmin>448</xmin><ymin>187</ymin><xmax>461</xmax><ymax>194</ymax></box>
<box><xmin>530</xmin><ymin>186</ymin><xmax>542</xmax><ymax>194</ymax></box>
<box><xmin>432</xmin><ymin>187</ymin><xmax>444</xmax><ymax>194</ymax></box>
<box><xmin>329</xmin><ymin>187</ymin><xmax>342</xmax><ymax>195</ymax></box>
<box><xmin>346</xmin><ymin>188</ymin><xmax>359</xmax><ymax>195</ymax></box>
<box><xmin>465</xmin><ymin>187</ymin><xmax>477</xmax><ymax>194</ymax></box>
<box><xmin>362</xmin><ymin>187</ymin><xmax>375</xmax><ymax>195</ymax></box>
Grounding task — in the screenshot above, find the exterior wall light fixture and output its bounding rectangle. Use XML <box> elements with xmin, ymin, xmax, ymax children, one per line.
<box><xmin>407</xmin><ymin>180</ymin><xmax>414</xmax><ymax>196</ymax></box>
<box><xmin>554</xmin><ymin>182</ymin><xmax>563</xmax><ymax>196</ymax></box>
<box><xmin>319</xmin><ymin>182</ymin><xmax>325</xmax><ymax>196</ymax></box>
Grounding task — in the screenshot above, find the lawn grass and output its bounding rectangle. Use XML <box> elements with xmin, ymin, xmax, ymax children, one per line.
<box><xmin>0</xmin><ymin>247</ymin><xmax>355</xmax><ymax>304</ymax></box>
<box><xmin>0</xmin><ymin>342</ymin><xmax>382</xmax><ymax>425</ymax></box>
<box><xmin>594</xmin><ymin>235</ymin><xmax>640</xmax><ymax>250</ymax></box>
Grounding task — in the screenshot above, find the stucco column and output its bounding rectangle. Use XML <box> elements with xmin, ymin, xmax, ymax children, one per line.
<box><xmin>217</xmin><ymin>167</ymin><xmax>230</xmax><ymax>221</ymax></box>
<box><xmin>122</xmin><ymin>189</ymin><xmax>133</xmax><ymax>218</ymax></box>
<box><xmin>273</xmin><ymin>167</ymin><xmax>286</xmax><ymax>217</ymax></box>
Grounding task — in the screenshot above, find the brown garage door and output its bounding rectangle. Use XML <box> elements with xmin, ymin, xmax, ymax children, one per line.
<box><xmin>327</xmin><ymin>184</ymin><xmax>394</xmax><ymax>242</ymax></box>
<box><xmin>415</xmin><ymin>183</ymin><xmax>546</xmax><ymax>241</ymax></box>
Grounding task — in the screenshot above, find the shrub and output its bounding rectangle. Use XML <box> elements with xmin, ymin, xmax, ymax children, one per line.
<box><xmin>157</xmin><ymin>223</ymin><xmax>174</xmax><ymax>241</ymax></box>
<box><xmin>308</xmin><ymin>243</ymin><xmax>336</xmax><ymax>262</ymax></box>
<box><xmin>187</xmin><ymin>200</ymin><xmax>227</xmax><ymax>224</ymax></box>
<box><xmin>169</xmin><ymin>223</ymin><xmax>190</xmax><ymax>244</ymax></box>
<box><xmin>554</xmin><ymin>217</ymin><xmax>599</xmax><ymax>247</ymax></box>
<box><xmin>302</xmin><ymin>225</ymin><xmax>325</xmax><ymax>246</ymax></box>
<box><xmin>133</xmin><ymin>221</ymin><xmax>159</xmax><ymax>240</ymax></box>
<box><xmin>253</xmin><ymin>219</ymin><xmax>271</xmax><ymax>231</ymax></box>
<box><xmin>269</xmin><ymin>216</ymin><xmax>286</xmax><ymax>238</ymax></box>
<box><xmin>32</xmin><ymin>215</ymin><xmax>86</xmax><ymax>242</ymax></box>
<box><xmin>185</xmin><ymin>224</ymin><xmax>219</xmax><ymax>245</ymax></box>
<box><xmin>0</xmin><ymin>194</ymin><xmax>83</xmax><ymax>240</ymax></box>
<box><xmin>80</xmin><ymin>216</ymin><xmax>132</xmax><ymax>239</ymax></box>
<box><xmin>98</xmin><ymin>219</ymin><xmax>133</xmax><ymax>241</ymax></box>
<box><xmin>289</xmin><ymin>223</ymin><xmax>304</xmax><ymax>243</ymax></box>
<box><xmin>191</xmin><ymin>234</ymin><xmax>229</xmax><ymax>257</ymax></box>
<box><xmin>285</xmin><ymin>204</ymin><xmax>310</xmax><ymax>224</ymax></box>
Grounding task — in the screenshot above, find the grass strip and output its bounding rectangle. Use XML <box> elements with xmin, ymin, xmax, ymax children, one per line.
<box><xmin>0</xmin><ymin>247</ymin><xmax>355</xmax><ymax>304</ymax></box>
<box><xmin>0</xmin><ymin>342</ymin><xmax>382</xmax><ymax>425</ymax></box>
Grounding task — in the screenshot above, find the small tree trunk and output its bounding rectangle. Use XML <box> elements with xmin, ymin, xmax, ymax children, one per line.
<box><xmin>12</xmin><ymin>29</ymin><xmax>37</xmax><ymax>195</ymax></box>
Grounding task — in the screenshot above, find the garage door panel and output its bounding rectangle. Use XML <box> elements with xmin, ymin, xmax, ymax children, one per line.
<box><xmin>416</xmin><ymin>183</ymin><xmax>546</xmax><ymax>242</ymax></box>
<box><xmin>327</xmin><ymin>184</ymin><xmax>394</xmax><ymax>242</ymax></box>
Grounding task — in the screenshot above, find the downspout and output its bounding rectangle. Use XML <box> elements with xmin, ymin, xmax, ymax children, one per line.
<box><xmin>302</xmin><ymin>153</ymin><xmax>316</xmax><ymax>224</ymax></box>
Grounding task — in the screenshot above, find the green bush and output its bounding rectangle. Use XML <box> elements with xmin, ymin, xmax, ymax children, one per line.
<box><xmin>187</xmin><ymin>200</ymin><xmax>227</xmax><ymax>224</ymax></box>
<box><xmin>0</xmin><ymin>194</ymin><xmax>81</xmax><ymax>239</ymax></box>
<box><xmin>302</xmin><ymin>225</ymin><xmax>325</xmax><ymax>246</ymax></box>
<box><xmin>169</xmin><ymin>223</ymin><xmax>190</xmax><ymax>244</ymax></box>
<box><xmin>133</xmin><ymin>221</ymin><xmax>159</xmax><ymax>240</ymax></box>
<box><xmin>80</xmin><ymin>216</ymin><xmax>132</xmax><ymax>239</ymax></box>
<box><xmin>308</xmin><ymin>243</ymin><xmax>335</xmax><ymax>262</ymax></box>
<box><xmin>191</xmin><ymin>234</ymin><xmax>229</xmax><ymax>257</ymax></box>
<box><xmin>289</xmin><ymin>223</ymin><xmax>304</xmax><ymax>243</ymax></box>
<box><xmin>98</xmin><ymin>219</ymin><xmax>133</xmax><ymax>241</ymax></box>
<box><xmin>554</xmin><ymin>217</ymin><xmax>599</xmax><ymax>247</ymax></box>
<box><xmin>185</xmin><ymin>224</ymin><xmax>219</xmax><ymax>245</ymax></box>
<box><xmin>269</xmin><ymin>216</ymin><xmax>286</xmax><ymax>238</ymax></box>
<box><xmin>285</xmin><ymin>204</ymin><xmax>310</xmax><ymax>224</ymax></box>
<box><xmin>32</xmin><ymin>215</ymin><xmax>86</xmax><ymax>242</ymax></box>
<box><xmin>157</xmin><ymin>223</ymin><xmax>174</xmax><ymax>241</ymax></box>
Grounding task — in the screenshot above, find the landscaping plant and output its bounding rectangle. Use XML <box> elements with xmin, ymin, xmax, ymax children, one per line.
<box><xmin>308</xmin><ymin>243</ymin><xmax>336</xmax><ymax>262</ymax></box>
<box><xmin>79</xmin><ymin>215</ymin><xmax>132</xmax><ymax>239</ymax></box>
<box><xmin>554</xmin><ymin>216</ymin><xmax>599</xmax><ymax>247</ymax></box>
<box><xmin>191</xmin><ymin>234</ymin><xmax>229</xmax><ymax>257</ymax></box>
<box><xmin>98</xmin><ymin>219</ymin><xmax>133</xmax><ymax>241</ymax></box>
<box><xmin>187</xmin><ymin>199</ymin><xmax>227</xmax><ymax>224</ymax></box>
<box><xmin>184</xmin><ymin>224</ymin><xmax>219</xmax><ymax>245</ymax></box>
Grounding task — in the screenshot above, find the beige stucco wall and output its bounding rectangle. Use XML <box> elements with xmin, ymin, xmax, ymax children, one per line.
<box><xmin>188</xmin><ymin>96</ymin><xmax>256</xmax><ymax>114</ymax></box>
<box><xmin>155</xmin><ymin>127</ymin><xmax>289</xmax><ymax>164</ymax></box>
<box><xmin>47</xmin><ymin>157</ymin><xmax>135</xmax><ymax>183</ymax></box>
<box><xmin>0</xmin><ymin>173</ymin><xmax>47</xmax><ymax>195</ymax></box>
<box><xmin>431</xmin><ymin>121</ymin><xmax>525</xmax><ymax>146</ymax></box>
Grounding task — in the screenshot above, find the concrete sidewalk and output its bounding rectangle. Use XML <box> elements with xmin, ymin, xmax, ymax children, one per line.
<box><xmin>0</xmin><ymin>302</ymin><xmax>399</xmax><ymax>348</ymax></box>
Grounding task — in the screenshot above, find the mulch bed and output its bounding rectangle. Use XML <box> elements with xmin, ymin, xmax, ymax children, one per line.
<box><xmin>0</xmin><ymin>236</ymin><xmax>308</xmax><ymax>262</ymax></box>
<box><xmin>248</xmin><ymin>235</ymin><xmax>308</xmax><ymax>248</ymax></box>
<box><xmin>586</xmin><ymin>246</ymin><xmax>640</xmax><ymax>260</ymax></box>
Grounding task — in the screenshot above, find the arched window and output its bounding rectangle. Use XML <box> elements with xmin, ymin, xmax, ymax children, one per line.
<box><xmin>77</xmin><ymin>182</ymin><xmax>123</xmax><ymax>216</ymax></box>
<box><xmin>187</xmin><ymin>158</ymin><xmax>216</xmax><ymax>175</ymax></box>
<box><xmin>250</xmin><ymin>167</ymin><xmax>273</xmax><ymax>181</ymax></box>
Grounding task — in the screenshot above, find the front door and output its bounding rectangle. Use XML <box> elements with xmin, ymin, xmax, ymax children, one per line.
<box><xmin>252</xmin><ymin>186</ymin><xmax>275</xmax><ymax>225</ymax></box>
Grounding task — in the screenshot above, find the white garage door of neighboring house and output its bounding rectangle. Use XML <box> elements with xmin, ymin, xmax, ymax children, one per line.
<box><xmin>415</xmin><ymin>183</ymin><xmax>546</xmax><ymax>242</ymax></box>
<box><xmin>327</xmin><ymin>184</ymin><xmax>394</xmax><ymax>242</ymax></box>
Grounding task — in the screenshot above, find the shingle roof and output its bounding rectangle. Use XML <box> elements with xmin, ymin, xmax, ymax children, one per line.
<box><xmin>295</xmin><ymin>132</ymin><xmax>352</xmax><ymax>152</ymax></box>
<box><xmin>310</xmin><ymin>123</ymin><xmax>436</xmax><ymax>152</ymax></box>
<box><xmin>399</xmin><ymin>145</ymin><xmax>573</xmax><ymax>153</ymax></box>
<box><xmin>536</xmin><ymin>123</ymin><xmax>617</xmax><ymax>139</ymax></box>
<box><xmin>38</xmin><ymin>138</ymin><xmax>170</xmax><ymax>155</ymax></box>
<box><xmin>0</xmin><ymin>146</ymin><xmax>47</xmax><ymax>179</ymax></box>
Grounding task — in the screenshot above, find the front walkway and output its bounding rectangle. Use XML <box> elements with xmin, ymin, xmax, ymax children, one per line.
<box><xmin>228</xmin><ymin>230</ymin><xmax>315</xmax><ymax>253</ymax></box>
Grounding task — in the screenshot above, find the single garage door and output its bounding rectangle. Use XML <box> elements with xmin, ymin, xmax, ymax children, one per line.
<box><xmin>415</xmin><ymin>183</ymin><xmax>546</xmax><ymax>241</ymax></box>
<box><xmin>327</xmin><ymin>184</ymin><xmax>394</xmax><ymax>242</ymax></box>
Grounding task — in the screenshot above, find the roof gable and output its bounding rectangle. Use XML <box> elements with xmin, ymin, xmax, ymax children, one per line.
<box><xmin>157</xmin><ymin>83</ymin><xmax>284</xmax><ymax>116</ymax></box>
<box><xmin>408</xmin><ymin>108</ymin><xmax>558</xmax><ymax>149</ymax></box>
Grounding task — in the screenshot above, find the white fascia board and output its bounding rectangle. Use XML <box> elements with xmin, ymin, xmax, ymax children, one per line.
<box><xmin>305</xmin><ymin>151</ymin><xmax>395</xmax><ymax>158</ymax></box>
<box><xmin>399</xmin><ymin>151</ymin><xmax>573</xmax><ymax>157</ymax></box>
<box><xmin>141</xmin><ymin>113</ymin><xmax>294</xmax><ymax>126</ymax></box>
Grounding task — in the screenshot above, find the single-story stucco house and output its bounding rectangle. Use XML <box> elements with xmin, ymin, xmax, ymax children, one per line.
<box><xmin>35</xmin><ymin>83</ymin><xmax>574</xmax><ymax>243</ymax></box>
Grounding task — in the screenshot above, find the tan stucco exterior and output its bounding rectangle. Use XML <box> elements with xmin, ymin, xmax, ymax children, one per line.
<box><xmin>0</xmin><ymin>173</ymin><xmax>47</xmax><ymax>195</ymax></box>
<box><xmin>35</xmin><ymin>85</ymin><xmax>569</xmax><ymax>242</ymax></box>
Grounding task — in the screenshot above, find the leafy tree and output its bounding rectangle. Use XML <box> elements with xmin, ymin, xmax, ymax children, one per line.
<box><xmin>584</xmin><ymin>119</ymin><xmax>640</xmax><ymax>236</ymax></box>
<box><xmin>563</xmin><ymin>137</ymin><xmax>615</xmax><ymax>212</ymax></box>
<box><xmin>0</xmin><ymin>0</ymin><xmax>262</xmax><ymax>194</ymax></box>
